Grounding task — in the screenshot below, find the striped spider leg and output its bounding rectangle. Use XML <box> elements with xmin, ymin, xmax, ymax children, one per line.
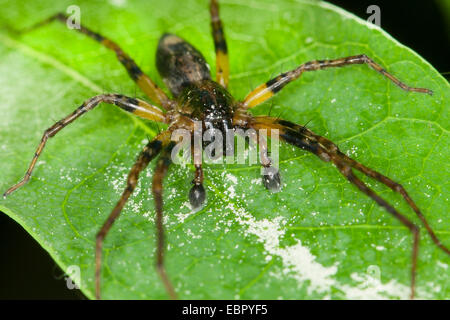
<box><xmin>8</xmin><ymin>11</ymin><xmax>196</xmax><ymax>299</ymax></box>
<box><xmin>4</xmin><ymin>0</ymin><xmax>446</xmax><ymax>301</ymax></box>
<box><xmin>210</xmin><ymin>0</ymin><xmax>229</xmax><ymax>88</ymax></box>
<box><xmin>242</xmin><ymin>54</ymin><xmax>432</xmax><ymax>109</ymax></box>
<box><xmin>1</xmin><ymin>93</ymin><xmax>182</xmax><ymax>299</ymax></box>
<box><xmin>20</xmin><ymin>12</ymin><xmax>173</xmax><ymax>109</ymax></box>
<box><xmin>233</xmin><ymin>55</ymin><xmax>448</xmax><ymax>298</ymax></box>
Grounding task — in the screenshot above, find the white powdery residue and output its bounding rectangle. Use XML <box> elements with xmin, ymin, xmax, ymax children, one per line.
<box><xmin>107</xmin><ymin>164</ymin><xmax>149</xmax><ymax>214</ymax></box>
<box><xmin>436</xmin><ymin>261</ymin><xmax>448</xmax><ymax>270</ymax></box>
<box><xmin>109</xmin><ymin>166</ymin><xmax>129</xmax><ymax>194</ymax></box>
<box><xmin>186</xmin><ymin>228</ymin><xmax>201</xmax><ymax>239</ymax></box>
<box><xmin>227</xmin><ymin>203</ymin><xmax>338</xmax><ymax>295</ymax></box>
<box><xmin>225</xmin><ymin>173</ymin><xmax>238</xmax><ymax>185</ymax></box>
<box><xmin>224</xmin><ymin>173</ymin><xmax>239</xmax><ymax>198</ymax></box>
<box><xmin>59</xmin><ymin>168</ymin><xmax>72</xmax><ymax>182</ymax></box>
<box><xmin>279</xmin><ymin>242</ymin><xmax>338</xmax><ymax>295</ymax></box>
<box><xmin>142</xmin><ymin>211</ymin><xmax>150</xmax><ymax>219</ymax></box>
<box><xmin>109</xmin><ymin>0</ymin><xmax>127</xmax><ymax>7</ymax></box>
<box><xmin>174</xmin><ymin>202</ymin><xmax>196</xmax><ymax>223</ymax></box>
<box><xmin>226</xmin><ymin>185</ymin><xmax>236</xmax><ymax>198</ymax></box>
<box><xmin>127</xmin><ymin>195</ymin><xmax>143</xmax><ymax>215</ymax></box>
<box><xmin>250</xmin><ymin>178</ymin><xmax>261</xmax><ymax>185</ymax></box>
<box><xmin>425</xmin><ymin>282</ymin><xmax>441</xmax><ymax>294</ymax></box>
<box><xmin>346</xmin><ymin>145</ymin><xmax>358</xmax><ymax>157</ymax></box>
<box><xmin>331</xmin><ymin>98</ymin><xmax>336</xmax><ymax>104</ymax></box>
<box><xmin>167</xmin><ymin>187</ymin><xmax>177</xmax><ymax>200</ymax></box>
<box><xmin>340</xmin><ymin>272</ymin><xmax>421</xmax><ymax>300</ymax></box>
<box><xmin>123</xmin><ymin>180</ymin><xmax>142</xmax><ymax>214</ymax></box>
<box><xmin>243</xmin><ymin>148</ymin><xmax>249</xmax><ymax>161</ymax></box>
<box><xmin>223</xmin><ymin>197</ymin><xmax>431</xmax><ymax>298</ymax></box>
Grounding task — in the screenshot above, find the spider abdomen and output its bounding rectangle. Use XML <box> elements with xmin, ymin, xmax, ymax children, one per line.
<box><xmin>156</xmin><ymin>33</ymin><xmax>212</xmax><ymax>97</ymax></box>
<box><xmin>156</xmin><ymin>34</ymin><xmax>236</xmax><ymax>137</ymax></box>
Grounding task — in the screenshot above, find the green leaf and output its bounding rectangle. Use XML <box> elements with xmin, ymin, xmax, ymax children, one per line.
<box><xmin>0</xmin><ymin>0</ymin><xmax>448</xmax><ymax>299</ymax></box>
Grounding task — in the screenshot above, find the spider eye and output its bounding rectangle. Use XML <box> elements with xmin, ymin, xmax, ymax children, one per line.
<box><xmin>263</xmin><ymin>170</ymin><xmax>282</xmax><ymax>193</ymax></box>
<box><xmin>189</xmin><ymin>184</ymin><xmax>206</xmax><ymax>210</ymax></box>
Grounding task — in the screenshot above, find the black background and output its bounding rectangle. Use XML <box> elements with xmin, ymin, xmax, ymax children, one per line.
<box><xmin>0</xmin><ymin>0</ymin><xmax>448</xmax><ymax>299</ymax></box>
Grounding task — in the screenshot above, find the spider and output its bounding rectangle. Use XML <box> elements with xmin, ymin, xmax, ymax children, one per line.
<box><xmin>3</xmin><ymin>0</ymin><xmax>448</xmax><ymax>299</ymax></box>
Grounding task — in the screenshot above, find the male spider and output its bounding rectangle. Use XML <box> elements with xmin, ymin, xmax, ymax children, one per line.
<box><xmin>3</xmin><ymin>0</ymin><xmax>449</xmax><ymax>299</ymax></box>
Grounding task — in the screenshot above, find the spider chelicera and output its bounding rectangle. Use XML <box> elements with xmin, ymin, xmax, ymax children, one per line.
<box><xmin>3</xmin><ymin>0</ymin><xmax>449</xmax><ymax>299</ymax></box>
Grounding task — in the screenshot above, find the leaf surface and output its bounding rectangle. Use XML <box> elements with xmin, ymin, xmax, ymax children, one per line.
<box><xmin>0</xmin><ymin>0</ymin><xmax>448</xmax><ymax>299</ymax></box>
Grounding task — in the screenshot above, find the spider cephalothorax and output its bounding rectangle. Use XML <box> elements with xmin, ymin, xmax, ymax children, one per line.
<box><xmin>4</xmin><ymin>0</ymin><xmax>448</xmax><ymax>300</ymax></box>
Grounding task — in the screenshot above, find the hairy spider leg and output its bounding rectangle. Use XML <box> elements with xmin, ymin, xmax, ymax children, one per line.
<box><xmin>249</xmin><ymin>115</ymin><xmax>450</xmax><ymax>299</ymax></box>
<box><xmin>152</xmin><ymin>141</ymin><xmax>178</xmax><ymax>299</ymax></box>
<box><xmin>242</xmin><ymin>54</ymin><xmax>433</xmax><ymax>108</ymax></box>
<box><xmin>3</xmin><ymin>94</ymin><xmax>165</xmax><ymax>197</ymax></box>
<box><xmin>342</xmin><ymin>157</ymin><xmax>450</xmax><ymax>255</ymax></box>
<box><xmin>22</xmin><ymin>13</ymin><xmax>173</xmax><ymax>109</ymax></box>
<box><xmin>210</xmin><ymin>0</ymin><xmax>229</xmax><ymax>88</ymax></box>
<box><xmin>95</xmin><ymin>130</ymin><xmax>171</xmax><ymax>299</ymax></box>
<box><xmin>335</xmin><ymin>162</ymin><xmax>420</xmax><ymax>299</ymax></box>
